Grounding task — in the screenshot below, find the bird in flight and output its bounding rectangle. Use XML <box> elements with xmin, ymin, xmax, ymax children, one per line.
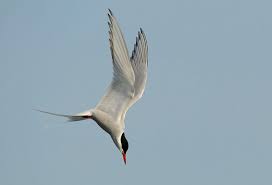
<box><xmin>38</xmin><ymin>9</ymin><xmax>148</xmax><ymax>164</ymax></box>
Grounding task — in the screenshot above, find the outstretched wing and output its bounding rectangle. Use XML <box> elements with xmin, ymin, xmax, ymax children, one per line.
<box><xmin>119</xmin><ymin>28</ymin><xmax>148</xmax><ymax>122</ymax></box>
<box><xmin>130</xmin><ymin>28</ymin><xmax>148</xmax><ymax>106</ymax></box>
<box><xmin>96</xmin><ymin>10</ymin><xmax>135</xmax><ymax>123</ymax></box>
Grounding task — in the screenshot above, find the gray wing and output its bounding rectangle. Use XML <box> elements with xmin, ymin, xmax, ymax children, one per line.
<box><xmin>130</xmin><ymin>28</ymin><xmax>148</xmax><ymax>105</ymax></box>
<box><xmin>120</xmin><ymin>28</ymin><xmax>148</xmax><ymax>122</ymax></box>
<box><xmin>96</xmin><ymin>10</ymin><xmax>135</xmax><ymax>122</ymax></box>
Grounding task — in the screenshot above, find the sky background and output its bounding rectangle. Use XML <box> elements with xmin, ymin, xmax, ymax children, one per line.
<box><xmin>1</xmin><ymin>0</ymin><xmax>272</xmax><ymax>184</ymax></box>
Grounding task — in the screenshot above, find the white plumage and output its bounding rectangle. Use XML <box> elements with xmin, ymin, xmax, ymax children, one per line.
<box><xmin>38</xmin><ymin>9</ymin><xmax>148</xmax><ymax>164</ymax></box>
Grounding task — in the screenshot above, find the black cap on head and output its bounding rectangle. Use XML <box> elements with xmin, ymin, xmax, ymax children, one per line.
<box><xmin>121</xmin><ymin>133</ymin><xmax>129</xmax><ymax>154</ymax></box>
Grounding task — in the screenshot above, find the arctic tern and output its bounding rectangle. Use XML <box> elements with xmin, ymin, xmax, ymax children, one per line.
<box><xmin>38</xmin><ymin>9</ymin><xmax>148</xmax><ymax>164</ymax></box>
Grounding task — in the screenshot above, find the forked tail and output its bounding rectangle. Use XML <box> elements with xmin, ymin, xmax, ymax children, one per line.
<box><xmin>35</xmin><ymin>109</ymin><xmax>93</xmax><ymax>122</ymax></box>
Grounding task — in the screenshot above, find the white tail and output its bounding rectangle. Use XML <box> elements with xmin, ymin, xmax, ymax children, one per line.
<box><xmin>35</xmin><ymin>109</ymin><xmax>93</xmax><ymax>122</ymax></box>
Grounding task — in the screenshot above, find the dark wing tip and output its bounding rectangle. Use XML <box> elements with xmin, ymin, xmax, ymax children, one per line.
<box><xmin>107</xmin><ymin>13</ymin><xmax>111</xmax><ymax>19</ymax></box>
<box><xmin>140</xmin><ymin>28</ymin><xmax>147</xmax><ymax>38</ymax></box>
<box><xmin>107</xmin><ymin>21</ymin><xmax>110</xmax><ymax>25</ymax></box>
<box><xmin>108</xmin><ymin>9</ymin><xmax>113</xmax><ymax>16</ymax></box>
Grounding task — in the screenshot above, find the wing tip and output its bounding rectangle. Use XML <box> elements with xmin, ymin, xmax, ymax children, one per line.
<box><xmin>108</xmin><ymin>8</ymin><xmax>113</xmax><ymax>16</ymax></box>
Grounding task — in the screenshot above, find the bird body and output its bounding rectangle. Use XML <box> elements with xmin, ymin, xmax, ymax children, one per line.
<box><xmin>38</xmin><ymin>9</ymin><xmax>148</xmax><ymax>164</ymax></box>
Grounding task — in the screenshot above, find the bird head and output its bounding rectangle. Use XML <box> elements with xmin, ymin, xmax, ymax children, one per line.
<box><xmin>120</xmin><ymin>133</ymin><xmax>129</xmax><ymax>164</ymax></box>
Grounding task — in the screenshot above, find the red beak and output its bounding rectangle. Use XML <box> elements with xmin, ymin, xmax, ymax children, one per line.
<box><xmin>122</xmin><ymin>151</ymin><xmax>126</xmax><ymax>165</ymax></box>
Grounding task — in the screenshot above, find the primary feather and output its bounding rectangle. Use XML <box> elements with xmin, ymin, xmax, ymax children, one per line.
<box><xmin>96</xmin><ymin>10</ymin><xmax>148</xmax><ymax>127</ymax></box>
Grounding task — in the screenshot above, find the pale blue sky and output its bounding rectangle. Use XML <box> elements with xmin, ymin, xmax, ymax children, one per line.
<box><xmin>1</xmin><ymin>0</ymin><xmax>272</xmax><ymax>184</ymax></box>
